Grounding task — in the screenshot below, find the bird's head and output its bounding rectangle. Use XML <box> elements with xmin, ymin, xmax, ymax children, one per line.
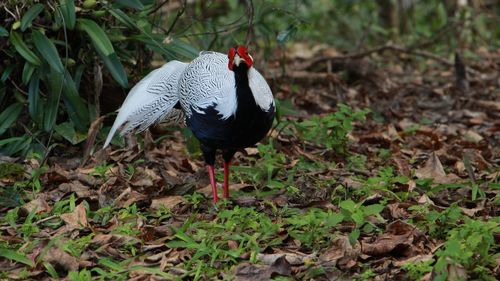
<box><xmin>228</xmin><ymin>46</ymin><xmax>253</xmax><ymax>71</ymax></box>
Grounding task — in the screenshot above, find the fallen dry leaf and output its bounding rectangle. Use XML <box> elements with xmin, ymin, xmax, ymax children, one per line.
<box><xmin>361</xmin><ymin>220</ymin><xmax>420</xmax><ymax>257</ymax></box>
<box><xmin>416</xmin><ymin>152</ymin><xmax>446</xmax><ymax>179</ymax></box>
<box><xmin>60</xmin><ymin>202</ymin><xmax>88</xmax><ymax>228</ymax></box>
<box><xmin>150</xmin><ymin>196</ymin><xmax>187</xmax><ymax>210</ymax></box>
<box><xmin>416</xmin><ymin>152</ymin><xmax>460</xmax><ymax>184</ymax></box>
<box><xmin>319</xmin><ymin>236</ymin><xmax>360</xmax><ymax>268</ymax></box>
<box><xmin>91</xmin><ymin>233</ymin><xmax>140</xmax><ymax>248</ymax></box>
<box><xmin>59</xmin><ymin>181</ymin><xmax>95</xmax><ymax>198</ymax></box>
<box><xmin>43</xmin><ymin>247</ymin><xmax>79</xmax><ymax>272</ymax></box>
<box><xmin>21</xmin><ymin>194</ymin><xmax>52</xmax><ymax>214</ymax></box>
<box><xmin>257</xmin><ymin>250</ymin><xmax>316</xmax><ymax>266</ymax></box>
<box><xmin>234</xmin><ymin>256</ymin><xmax>291</xmax><ymax>281</ymax></box>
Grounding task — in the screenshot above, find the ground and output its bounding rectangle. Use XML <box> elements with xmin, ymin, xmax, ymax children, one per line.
<box><xmin>0</xmin><ymin>45</ymin><xmax>499</xmax><ymax>280</ymax></box>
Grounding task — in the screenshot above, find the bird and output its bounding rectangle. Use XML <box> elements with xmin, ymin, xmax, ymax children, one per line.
<box><xmin>104</xmin><ymin>46</ymin><xmax>275</xmax><ymax>203</ymax></box>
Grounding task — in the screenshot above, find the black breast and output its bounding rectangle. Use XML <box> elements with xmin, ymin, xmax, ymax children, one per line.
<box><xmin>187</xmin><ymin>64</ymin><xmax>275</xmax><ymax>150</ymax></box>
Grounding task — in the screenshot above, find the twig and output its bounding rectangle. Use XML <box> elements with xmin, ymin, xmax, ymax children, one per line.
<box><xmin>184</xmin><ymin>21</ymin><xmax>249</xmax><ymax>37</ymax></box>
<box><xmin>34</xmin><ymin>215</ymin><xmax>58</xmax><ymax>226</ymax></box>
<box><xmin>147</xmin><ymin>0</ymin><xmax>171</xmax><ymax>15</ymax></box>
<box><xmin>8</xmin><ymin>79</ymin><xmax>28</xmax><ymax>95</ymax></box>
<box><xmin>166</xmin><ymin>0</ymin><xmax>186</xmax><ymax>35</ymax></box>
<box><xmin>245</xmin><ymin>0</ymin><xmax>254</xmax><ymax>46</ymax></box>
<box><xmin>307</xmin><ymin>44</ymin><xmax>481</xmax><ymax>76</ymax></box>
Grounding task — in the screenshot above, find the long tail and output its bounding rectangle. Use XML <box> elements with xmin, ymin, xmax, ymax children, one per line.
<box><xmin>103</xmin><ymin>60</ymin><xmax>188</xmax><ymax>148</ymax></box>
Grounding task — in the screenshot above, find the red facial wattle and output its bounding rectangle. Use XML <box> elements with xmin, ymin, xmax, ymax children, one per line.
<box><xmin>236</xmin><ymin>46</ymin><xmax>253</xmax><ymax>68</ymax></box>
<box><xmin>228</xmin><ymin>46</ymin><xmax>253</xmax><ymax>70</ymax></box>
<box><xmin>228</xmin><ymin>47</ymin><xmax>236</xmax><ymax>70</ymax></box>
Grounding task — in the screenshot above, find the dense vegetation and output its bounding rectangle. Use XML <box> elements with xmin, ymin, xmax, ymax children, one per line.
<box><xmin>0</xmin><ymin>0</ymin><xmax>498</xmax><ymax>280</ymax></box>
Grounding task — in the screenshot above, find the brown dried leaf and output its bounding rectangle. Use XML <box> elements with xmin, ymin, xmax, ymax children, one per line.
<box><xmin>319</xmin><ymin>236</ymin><xmax>360</xmax><ymax>268</ymax></box>
<box><xmin>416</xmin><ymin>152</ymin><xmax>459</xmax><ymax>184</ymax></box>
<box><xmin>460</xmin><ymin>200</ymin><xmax>485</xmax><ymax>217</ymax></box>
<box><xmin>416</xmin><ymin>152</ymin><xmax>445</xmax><ymax>179</ymax></box>
<box><xmin>387</xmin><ymin>203</ymin><xmax>410</xmax><ymax>219</ymax></box>
<box><xmin>22</xmin><ymin>194</ymin><xmax>51</xmax><ymax>214</ymax></box>
<box><xmin>43</xmin><ymin>247</ymin><xmax>79</xmax><ymax>272</ymax></box>
<box><xmin>60</xmin><ymin>202</ymin><xmax>88</xmax><ymax>228</ymax></box>
<box><xmin>91</xmin><ymin>233</ymin><xmax>140</xmax><ymax>248</ymax></box>
<box><xmin>59</xmin><ymin>181</ymin><xmax>95</xmax><ymax>198</ymax></box>
<box><xmin>150</xmin><ymin>196</ymin><xmax>187</xmax><ymax>210</ymax></box>
<box><xmin>234</xmin><ymin>256</ymin><xmax>291</xmax><ymax>281</ymax></box>
<box><xmin>361</xmin><ymin>220</ymin><xmax>419</xmax><ymax>257</ymax></box>
<box><xmin>257</xmin><ymin>250</ymin><xmax>316</xmax><ymax>266</ymax></box>
<box><xmin>394</xmin><ymin>254</ymin><xmax>433</xmax><ymax>267</ymax></box>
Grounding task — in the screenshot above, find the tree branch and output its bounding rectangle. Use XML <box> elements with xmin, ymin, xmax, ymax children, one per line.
<box><xmin>245</xmin><ymin>0</ymin><xmax>254</xmax><ymax>46</ymax></box>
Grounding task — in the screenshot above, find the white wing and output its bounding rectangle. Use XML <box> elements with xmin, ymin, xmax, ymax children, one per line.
<box><xmin>178</xmin><ymin>52</ymin><xmax>237</xmax><ymax>119</ymax></box>
<box><xmin>248</xmin><ymin>68</ymin><xmax>274</xmax><ymax>111</ymax></box>
<box><xmin>103</xmin><ymin>60</ymin><xmax>188</xmax><ymax>148</ymax></box>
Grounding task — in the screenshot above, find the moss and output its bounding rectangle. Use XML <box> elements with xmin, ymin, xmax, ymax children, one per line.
<box><xmin>0</xmin><ymin>163</ymin><xmax>25</xmax><ymax>179</ymax></box>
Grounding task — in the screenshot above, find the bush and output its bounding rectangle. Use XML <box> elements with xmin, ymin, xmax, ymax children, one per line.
<box><xmin>0</xmin><ymin>0</ymin><xmax>198</xmax><ymax>156</ymax></box>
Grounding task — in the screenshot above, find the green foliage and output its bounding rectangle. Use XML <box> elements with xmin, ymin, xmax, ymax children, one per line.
<box><xmin>414</xmin><ymin>204</ymin><xmax>463</xmax><ymax>239</ymax></box>
<box><xmin>292</xmin><ymin>0</ymin><xmax>498</xmax><ymax>51</ymax></box>
<box><xmin>401</xmin><ymin>259</ymin><xmax>434</xmax><ymax>280</ymax></box>
<box><xmin>0</xmin><ymin>1</ymin><xmax>198</xmax><ymax>157</ymax></box>
<box><xmin>231</xmin><ymin>140</ymin><xmax>287</xmax><ymax>188</ymax></box>
<box><xmin>286</xmin><ymin>208</ymin><xmax>343</xmax><ymax>250</ymax></box>
<box><xmin>339</xmin><ymin>199</ymin><xmax>384</xmax><ymax>244</ymax></box>
<box><xmin>0</xmin><ymin>162</ymin><xmax>25</xmax><ymax>179</ymax></box>
<box><xmin>294</xmin><ymin>104</ymin><xmax>369</xmax><ymax>155</ymax></box>
<box><xmin>434</xmin><ymin>218</ymin><xmax>499</xmax><ymax>281</ymax></box>
<box><xmin>165</xmin><ymin>206</ymin><xmax>283</xmax><ymax>278</ymax></box>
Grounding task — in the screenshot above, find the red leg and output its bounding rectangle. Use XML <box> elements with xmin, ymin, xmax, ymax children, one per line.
<box><xmin>207</xmin><ymin>165</ymin><xmax>218</xmax><ymax>203</ymax></box>
<box><xmin>223</xmin><ymin>161</ymin><xmax>230</xmax><ymax>198</ymax></box>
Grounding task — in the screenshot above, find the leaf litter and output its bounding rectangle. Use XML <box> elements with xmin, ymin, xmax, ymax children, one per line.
<box><xmin>0</xmin><ymin>45</ymin><xmax>499</xmax><ymax>280</ymax></box>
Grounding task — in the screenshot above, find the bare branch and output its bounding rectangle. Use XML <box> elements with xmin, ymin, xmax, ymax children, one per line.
<box><xmin>245</xmin><ymin>0</ymin><xmax>254</xmax><ymax>46</ymax></box>
<box><xmin>166</xmin><ymin>0</ymin><xmax>187</xmax><ymax>35</ymax></box>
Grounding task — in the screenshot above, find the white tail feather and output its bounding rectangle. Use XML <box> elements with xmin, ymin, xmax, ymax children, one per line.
<box><xmin>103</xmin><ymin>61</ymin><xmax>187</xmax><ymax>148</ymax></box>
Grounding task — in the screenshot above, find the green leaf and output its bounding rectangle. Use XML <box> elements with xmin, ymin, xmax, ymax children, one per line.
<box><xmin>325</xmin><ymin>213</ymin><xmax>344</xmax><ymax>228</ymax></box>
<box><xmin>339</xmin><ymin>200</ymin><xmax>356</xmax><ymax>212</ymax></box>
<box><xmin>351</xmin><ymin>211</ymin><xmax>365</xmax><ymax>225</ymax></box>
<box><xmin>0</xmin><ymin>103</ymin><xmax>23</xmax><ymax>136</ymax></box>
<box><xmin>108</xmin><ymin>8</ymin><xmax>136</xmax><ymax>29</ymax></box>
<box><xmin>60</xmin><ymin>71</ymin><xmax>90</xmax><ymax>130</ymax></box>
<box><xmin>28</xmin><ymin>72</ymin><xmax>43</xmax><ymax>124</ymax></box>
<box><xmin>348</xmin><ymin>228</ymin><xmax>360</xmax><ymax>245</ymax></box>
<box><xmin>21</xmin><ymin>4</ymin><xmax>44</xmax><ymax>31</ymax></box>
<box><xmin>0</xmin><ymin>248</ymin><xmax>34</xmax><ymax>267</ymax></box>
<box><xmin>0</xmin><ymin>26</ymin><xmax>8</xmax><ymax>37</ymax></box>
<box><xmin>59</xmin><ymin>0</ymin><xmax>76</xmax><ymax>30</ymax></box>
<box><xmin>55</xmin><ymin>122</ymin><xmax>87</xmax><ymax>145</ymax></box>
<box><xmin>22</xmin><ymin>61</ymin><xmax>36</xmax><ymax>85</ymax></box>
<box><xmin>9</xmin><ymin>32</ymin><xmax>42</xmax><ymax>66</ymax></box>
<box><xmin>1</xmin><ymin>65</ymin><xmax>14</xmax><ymax>82</ymax></box>
<box><xmin>98</xmin><ymin>258</ymin><xmax>125</xmax><ymax>271</ymax></box>
<box><xmin>0</xmin><ymin>137</ymin><xmax>25</xmax><ymax>146</ymax></box>
<box><xmin>95</xmin><ymin>48</ymin><xmax>128</xmax><ymax>87</ymax></box>
<box><xmin>44</xmin><ymin>70</ymin><xmax>63</xmax><ymax>131</ymax></box>
<box><xmin>363</xmin><ymin>204</ymin><xmax>385</xmax><ymax>216</ymax></box>
<box><xmin>167</xmin><ymin>39</ymin><xmax>199</xmax><ymax>59</ymax></box>
<box><xmin>115</xmin><ymin>0</ymin><xmax>144</xmax><ymax>10</ymax></box>
<box><xmin>77</xmin><ymin>18</ymin><xmax>115</xmax><ymax>56</ymax></box>
<box><xmin>32</xmin><ymin>30</ymin><xmax>65</xmax><ymax>73</ymax></box>
<box><xmin>44</xmin><ymin>262</ymin><xmax>59</xmax><ymax>278</ymax></box>
<box><xmin>277</xmin><ymin>24</ymin><xmax>298</xmax><ymax>44</ymax></box>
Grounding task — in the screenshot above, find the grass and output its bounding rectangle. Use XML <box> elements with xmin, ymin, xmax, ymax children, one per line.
<box><xmin>0</xmin><ymin>103</ymin><xmax>498</xmax><ymax>280</ymax></box>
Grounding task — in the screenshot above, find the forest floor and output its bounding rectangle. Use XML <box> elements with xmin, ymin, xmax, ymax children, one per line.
<box><xmin>0</xmin><ymin>45</ymin><xmax>499</xmax><ymax>280</ymax></box>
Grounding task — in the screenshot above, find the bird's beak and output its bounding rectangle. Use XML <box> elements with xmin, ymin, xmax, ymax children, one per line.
<box><xmin>233</xmin><ymin>54</ymin><xmax>244</xmax><ymax>67</ymax></box>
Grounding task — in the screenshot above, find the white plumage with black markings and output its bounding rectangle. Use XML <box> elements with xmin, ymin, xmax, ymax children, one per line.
<box><xmin>178</xmin><ymin>51</ymin><xmax>274</xmax><ymax>119</ymax></box>
<box><xmin>104</xmin><ymin>46</ymin><xmax>275</xmax><ymax>204</ymax></box>
<box><xmin>103</xmin><ymin>60</ymin><xmax>187</xmax><ymax>148</ymax></box>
